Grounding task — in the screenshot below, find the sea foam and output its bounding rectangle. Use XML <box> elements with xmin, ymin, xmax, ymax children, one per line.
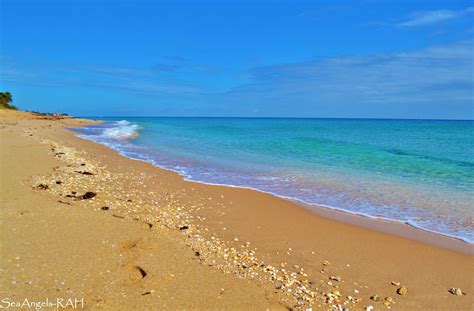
<box><xmin>100</xmin><ymin>120</ymin><xmax>140</xmax><ymax>139</ymax></box>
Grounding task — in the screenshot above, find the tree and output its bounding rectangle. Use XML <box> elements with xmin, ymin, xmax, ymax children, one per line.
<box><xmin>0</xmin><ymin>92</ymin><xmax>18</xmax><ymax>110</ymax></box>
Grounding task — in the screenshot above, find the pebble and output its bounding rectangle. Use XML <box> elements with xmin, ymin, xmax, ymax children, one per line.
<box><xmin>390</xmin><ymin>281</ymin><xmax>401</xmax><ymax>286</ymax></box>
<box><xmin>449</xmin><ymin>288</ymin><xmax>463</xmax><ymax>296</ymax></box>
<box><xmin>370</xmin><ymin>295</ymin><xmax>380</xmax><ymax>301</ymax></box>
<box><xmin>384</xmin><ymin>296</ymin><xmax>394</xmax><ymax>303</ymax></box>
<box><xmin>330</xmin><ymin>276</ymin><xmax>341</xmax><ymax>282</ymax></box>
<box><xmin>397</xmin><ymin>286</ymin><xmax>407</xmax><ymax>295</ymax></box>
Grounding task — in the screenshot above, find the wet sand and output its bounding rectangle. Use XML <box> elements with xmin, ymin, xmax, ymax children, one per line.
<box><xmin>1</xmin><ymin>110</ymin><xmax>472</xmax><ymax>310</ymax></box>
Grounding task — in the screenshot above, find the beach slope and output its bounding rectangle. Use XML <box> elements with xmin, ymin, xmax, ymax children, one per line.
<box><xmin>0</xmin><ymin>110</ymin><xmax>472</xmax><ymax>310</ymax></box>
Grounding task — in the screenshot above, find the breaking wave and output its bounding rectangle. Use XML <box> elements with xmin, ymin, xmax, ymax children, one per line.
<box><xmin>100</xmin><ymin>120</ymin><xmax>140</xmax><ymax>140</ymax></box>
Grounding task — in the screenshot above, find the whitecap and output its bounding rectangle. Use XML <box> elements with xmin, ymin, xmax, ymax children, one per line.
<box><xmin>100</xmin><ymin>120</ymin><xmax>140</xmax><ymax>140</ymax></box>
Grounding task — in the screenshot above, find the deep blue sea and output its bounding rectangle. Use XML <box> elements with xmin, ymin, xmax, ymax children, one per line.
<box><xmin>73</xmin><ymin>118</ymin><xmax>474</xmax><ymax>243</ymax></box>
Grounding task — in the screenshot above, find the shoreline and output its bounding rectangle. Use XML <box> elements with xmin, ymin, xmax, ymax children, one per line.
<box><xmin>73</xmin><ymin>122</ymin><xmax>472</xmax><ymax>254</ymax></box>
<box><xmin>2</xmin><ymin>110</ymin><xmax>473</xmax><ymax>310</ymax></box>
<box><xmin>297</xmin><ymin>200</ymin><xmax>472</xmax><ymax>255</ymax></box>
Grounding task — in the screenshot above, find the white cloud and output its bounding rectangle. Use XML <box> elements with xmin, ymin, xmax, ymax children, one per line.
<box><xmin>219</xmin><ymin>40</ymin><xmax>473</xmax><ymax>119</ymax></box>
<box><xmin>397</xmin><ymin>7</ymin><xmax>473</xmax><ymax>27</ymax></box>
<box><xmin>0</xmin><ymin>60</ymin><xmax>205</xmax><ymax>96</ymax></box>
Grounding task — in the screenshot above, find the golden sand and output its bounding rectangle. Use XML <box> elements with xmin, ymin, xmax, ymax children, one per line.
<box><xmin>0</xmin><ymin>110</ymin><xmax>472</xmax><ymax>310</ymax></box>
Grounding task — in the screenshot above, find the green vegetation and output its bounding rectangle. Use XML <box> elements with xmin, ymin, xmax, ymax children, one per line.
<box><xmin>0</xmin><ymin>92</ymin><xmax>18</xmax><ymax>110</ymax></box>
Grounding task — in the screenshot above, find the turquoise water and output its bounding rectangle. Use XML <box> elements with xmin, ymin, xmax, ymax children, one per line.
<box><xmin>74</xmin><ymin>118</ymin><xmax>474</xmax><ymax>242</ymax></box>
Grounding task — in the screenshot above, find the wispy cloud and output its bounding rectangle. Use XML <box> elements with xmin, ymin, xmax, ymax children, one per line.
<box><xmin>0</xmin><ymin>58</ymin><xmax>214</xmax><ymax>96</ymax></box>
<box><xmin>216</xmin><ymin>40</ymin><xmax>473</xmax><ymax>119</ymax></box>
<box><xmin>79</xmin><ymin>64</ymin><xmax>156</xmax><ymax>77</ymax></box>
<box><xmin>2</xmin><ymin>41</ymin><xmax>472</xmax><ymax>119</ymax></box>
<box><xmin>397</xmin><ymin>7</ymin><xmax>473</xmax><ymax>27</ymax></box>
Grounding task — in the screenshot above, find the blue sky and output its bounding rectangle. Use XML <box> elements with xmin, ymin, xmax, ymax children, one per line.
<box><xmin>1</xmin><ymin>0</ymin><xmax>473</xmax><ymax>119</ymax></box>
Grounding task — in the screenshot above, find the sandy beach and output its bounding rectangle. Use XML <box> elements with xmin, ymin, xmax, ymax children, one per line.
<box><xmin>1</xmin><ymin>110</ymin><xmax>472</xmax><ymax>310</ymax></box>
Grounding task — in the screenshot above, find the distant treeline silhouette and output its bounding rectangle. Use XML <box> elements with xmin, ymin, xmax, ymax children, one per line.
<box><xmin>0</xmin><ymin>92</ymin><xmax>18</xmax><ymax>110</ymax></box>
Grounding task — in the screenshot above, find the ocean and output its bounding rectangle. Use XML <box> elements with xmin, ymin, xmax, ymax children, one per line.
<box><xmin>72</xmin><ymin>117</ymin><xmax>474</xmax><ymax>243</ymax></box>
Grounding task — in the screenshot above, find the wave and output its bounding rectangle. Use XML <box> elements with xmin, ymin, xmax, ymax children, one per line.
<box><xmin>100</xmin><ymin>120</ymin><xmax>141</xmax><ymax>140</ymax></box>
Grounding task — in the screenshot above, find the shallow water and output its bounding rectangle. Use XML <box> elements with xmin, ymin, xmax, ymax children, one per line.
<box><xmin>73</xmin><ymin>117</ymin><xmax>474</xmax><ymax>242</ymax></box>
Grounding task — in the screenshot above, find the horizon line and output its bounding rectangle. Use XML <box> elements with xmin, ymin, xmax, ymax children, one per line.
<box><xmin>78</xmin><ymin>115</ymin><xmax>474</xmax><ymax>122</ymax></box>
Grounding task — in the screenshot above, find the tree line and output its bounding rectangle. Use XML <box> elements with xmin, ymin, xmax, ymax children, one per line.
<box><xmin>0</xmin><ymin>92</ymin><xmax>18</xmax><ymax>110</ymax></box>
